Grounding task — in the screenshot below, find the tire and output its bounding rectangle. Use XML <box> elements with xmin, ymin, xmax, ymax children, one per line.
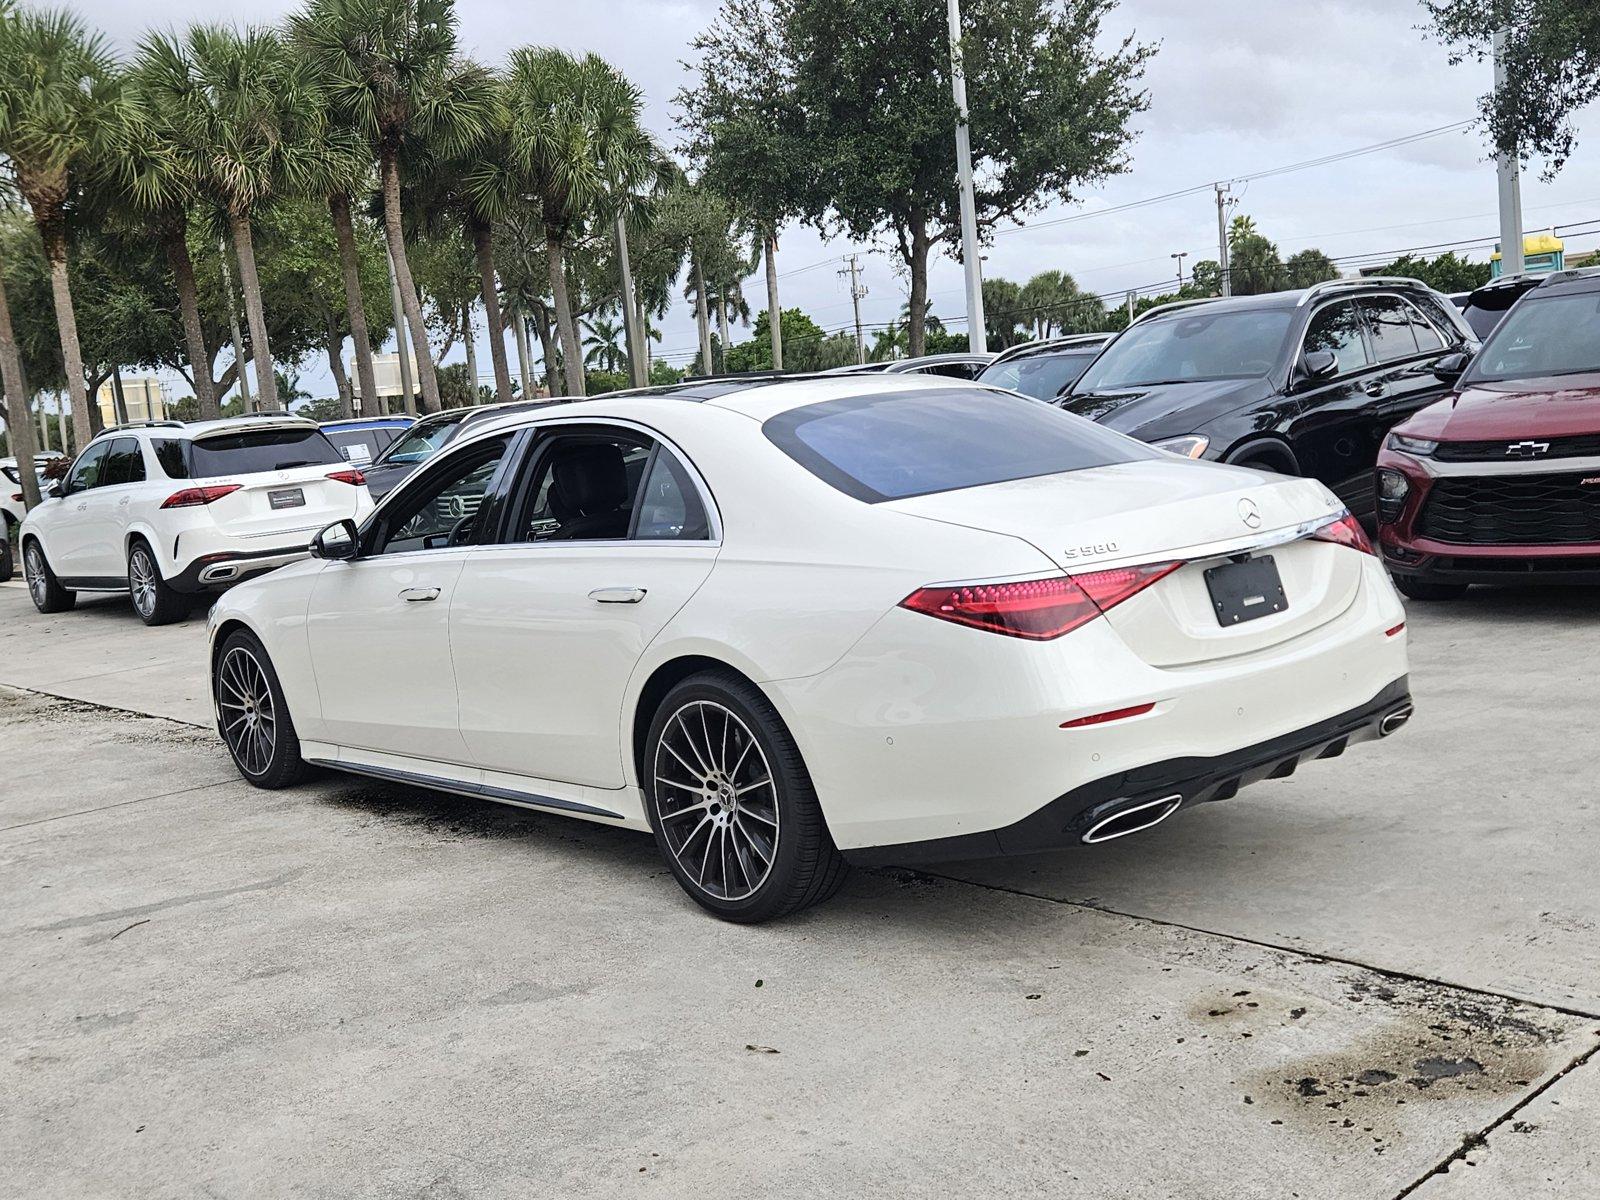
<box><xmin>128</xmin><ymin>539</ymin><xmax>188</xmax><ymax>626</ymax></box>
<box><xmin>22</xmin><ymin>539</ymin><xmax>75</xmax><ymax>613</ymax></box>
<box><xmin>1394</xmin><ymin>575</ymin><xmax>1469</xmax><ymax>602</ymax></box>
<box><xmin>0</xmin><ymin>535</ymin><xmax>12</xmax><ymax>584</ymax></box>
<box><xmin>213</xmin><ymin>629</ymin><xmax>308</xmax><ymax>789</ymax></box>
<box><xmin>1228</xmin><ymin>446</ymin><xmax>1298</xmax><ymax>476</ymax></box>
<box><xmin>644</xmin><ymin>670</ymin><xmax>848</xmax><ymax>923</ymax></box>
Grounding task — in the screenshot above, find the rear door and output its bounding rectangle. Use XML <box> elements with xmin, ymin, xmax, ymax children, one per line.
<box><xmin>450</xmin><ymin>422</ymin><xmax>719</xmax><ymax>788</ymax></box>
<box><xmin>85</xmin><ymin>437</ymin><xmax>147</xmax><ymax>575</ymax></box>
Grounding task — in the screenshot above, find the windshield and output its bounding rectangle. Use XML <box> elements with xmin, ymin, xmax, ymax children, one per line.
<box><xmin>1075</xmin><ymin>308</ymin><xmax>1295</xmax><ymax>391</ymax></box>
<box><xmin>1464</xmin><ymin>290</ymin><xmax>1600</xmax><ymax>383</ymax></box>
<box><xmin>763</xmin><ymin>387</ymin><xmax>1153</xmax><ymax>503</ymax></box>
<box><xmin>978</xmin><ymin>350</ymin><xmax>1099</xmax><ymax>401</ymax></box>
<box><xmin>378</xmin><ymin>416</ymin><xmax>463</xmax><ymax>466</ymax></box>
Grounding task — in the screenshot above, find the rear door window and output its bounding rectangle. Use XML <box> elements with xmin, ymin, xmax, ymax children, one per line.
<box><xmin>99</xmin><ymin>438</ymin><xmax>145</xmax><ymax>487</ymax></box>
<box><xmin>188</xmin><ymin>428</ymin><xmax>344</xmax><ymax>477</ymax></box>
<box><xmin>763</xmin><ymin>388</ymin><xmax>1151</xmax><ymax>503</ymax></box>
<box><xmin>1361</xmin><ymin>297</ymin><xmax>1422</xmax><ymax>362</ymax></box>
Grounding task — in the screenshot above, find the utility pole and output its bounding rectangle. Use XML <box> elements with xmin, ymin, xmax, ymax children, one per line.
<box><xmin>219</xmin><ymin>237</ymin><xmax>251</xmax><ymax>412</ymax></box>
<box><xmin>841</xmin><ymin>255</ymin><xmax>868</xmax><ymax>364</ymax></box>
<box><xmin>386</xmin><ymin>245</ymin><xmax>414</xmax><ymax>415</ymax></box>
<box><xmin>1214</xmin><ymin>183</ymin><xmax>1232</xmax><ymax>297</ymax></box>
<box><xmin>1126</xmin><ymin>291</ymin><xmax>1135</xmax><ymax>324</ymax></box>
<box><xmin>948</xmin><ymin>0</ymin><xmax>987</xmax><ymax>353</ymax></box>
<box><xmin>1492</xmin><ymin>27</ymin><xmax>1526</xmax><ymax>277</ymax></box>
<box><xmin>1172</xmin><ymin>251</ymin><xmax>1188</xmax><ymax>289</ymax></box>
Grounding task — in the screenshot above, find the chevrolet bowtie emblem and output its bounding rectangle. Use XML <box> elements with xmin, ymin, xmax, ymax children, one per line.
<box><xmin>1505</xmin><ymin>441</ymin><xmax>1550</xmax><ymax>458</ymax></box>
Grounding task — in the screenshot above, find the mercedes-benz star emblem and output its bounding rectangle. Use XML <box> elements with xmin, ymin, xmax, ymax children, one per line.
<box><xmin>1238</xmin><ymin>498</ymin><xmax>1262</xmax><ymax>529</ymax></box>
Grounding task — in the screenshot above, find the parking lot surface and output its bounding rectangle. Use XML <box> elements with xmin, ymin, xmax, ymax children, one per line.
<box><xmin>2</xmin><ymin>580</ymin><xmax>1597</xmax><ymax>1198</ymax></box>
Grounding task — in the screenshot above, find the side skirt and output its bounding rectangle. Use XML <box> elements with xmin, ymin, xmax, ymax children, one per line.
<box><xmin>303</xmin><ymin>754</ymin><xmax>627</xmax><ymax>822</ymax></box>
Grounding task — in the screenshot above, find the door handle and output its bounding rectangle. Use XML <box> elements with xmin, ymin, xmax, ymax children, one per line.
<box><xmin>399</xmin><ymin>586</ymin><xmax>441</xmax><ymax>602</ymax></box>
<box><xmin>588</xmin><ymin>586</ymin><xmax>647</xmax><ymax>604</ymax></box>
<box><xmin>1361</xmin><ymin>381</ymin><xmax>1387</xmax><ymax>397</ymax></box>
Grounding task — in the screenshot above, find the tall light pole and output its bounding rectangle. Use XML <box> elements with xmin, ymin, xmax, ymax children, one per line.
<box><xmin>948</xmin><ymin>0</ymin><xmax>987</xmax><ymax>353</ymax></box>
<box><xmin>1492</xmin><ymin>27</ymin><xmax>1525</xmax><ymax>277</ymax></box>
<box><xmin>1172</xmin><ymin>251</ymin><xmax>1188</xmax><ymax>289</ymax></box>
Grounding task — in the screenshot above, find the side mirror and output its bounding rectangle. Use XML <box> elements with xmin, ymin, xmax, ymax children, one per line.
<box><xmin>47</xmin><ymin>480</ymin><xmax>64</xmax><ymax>499</ymax></box>
<box><xmin>1432</xmin><ymin>350</ymin><xmax>1471</xmax><ymax>384</ymax></box>
<box><xmin>309</xmin><ymin>518</ymin><xmax>359</xmax><ymax>561</ymax></box>
<box><xmin>1301</xmin><ymin>349</ymin><xmax>1339</xmax><ymax>381</ymax></box>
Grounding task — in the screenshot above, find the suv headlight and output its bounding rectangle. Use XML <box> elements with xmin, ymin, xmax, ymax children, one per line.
<box><xmin>1152</xmin><ymin>434</ymin><xmax>1210</xmax><ymax>459</ymax></box>
<box><xmin>1386</xmin><ymin>433</ymin><xmax>1438</xmax><ymax>457</ymax></box>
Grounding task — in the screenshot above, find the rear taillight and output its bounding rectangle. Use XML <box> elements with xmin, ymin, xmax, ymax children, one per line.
<box><xmin>900</xmin><ymin>561</ymin><xmax>1182</xmax><ymax>641</ymax></box>
<box><xmin>160</xmin><ymin>484</ymin><xmax>241</xmax><ymax>509</ymax></box>
<box><xmin>327</xmin><ymin>468</ymin><xmax>366</xmax><ymax>486</ymax></box>
<box><xmin>1310</xmin><ymin>511</ymin><xmax>1375</xmax><ymax>555</ymax></box>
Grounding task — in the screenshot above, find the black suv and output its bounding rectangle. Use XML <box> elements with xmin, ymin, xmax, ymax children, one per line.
<box><xmin>976</xmin><ymin>334</ymin><xmax>1113</xmax><ymax>402</ymax></box>
<box><xmin>1061</xmin><ymin>279</ymin><xmax>1477</xmax><ymax>517</ymax></box>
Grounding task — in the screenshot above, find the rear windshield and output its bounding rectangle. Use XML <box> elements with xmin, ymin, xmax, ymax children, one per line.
<box><xmin>978</xmin><ymin>351</ymin><xmax>1099</xmax><ymax>401</ymax></box>
<box><xmin>1075</xmin><ymin>308</ymin><xmax>1295</xmax><ymax>391</ymax></box>
<box><xmin>1465</xmin><ymin>290</ymin><xmax>1600</xmax><ymax>383</ymax></box>
<box><xmin>379</xmin><ymin>415</ymin><xmax>464</xmax><ymax>465</ymax></box>
<box><xmin>325</xmin><ymin>426</ymin><xmax>405</xmax><ymax>464</ymax></box>
<box><xmin>763</xmin><ymin>388</ymin><xmax>1151</xmax><ymax>502</ymax></box>
<box><xmin>161</xmin><ymin>428</ymin><xmax>345</xmax><ymax>479</ymax></box>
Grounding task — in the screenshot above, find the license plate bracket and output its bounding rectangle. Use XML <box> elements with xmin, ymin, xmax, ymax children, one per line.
<box><xmin>268</xmin><ymin>487</ymin><xmax>306</xmax><ymax>510</ymax></box>
<box><xmin>1205</xmin><ymin>554</ymin><xmax>1287</xmax><ymax>626</ymax></box>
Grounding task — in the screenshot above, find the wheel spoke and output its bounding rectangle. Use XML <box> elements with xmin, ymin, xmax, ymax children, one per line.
<box><xmin>667</xmin><ymin>716</ymin><xmax>711</xmax><ymax>777</ymax></box>
<box><xmin>659</xmin><ymin>800</ymin><xmax>707</xmax><ymax>822</ymax></box>
<box><xmin>734</xmin><ymin>777</ymin><xmax>772</xmax><ymax>797</ymax></box>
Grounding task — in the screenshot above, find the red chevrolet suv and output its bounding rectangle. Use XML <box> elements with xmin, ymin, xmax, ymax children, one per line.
<box><xmin>1376</xmin><ymin>268</ymin><xmax>1600</xmax><ymax>599</ymax></box>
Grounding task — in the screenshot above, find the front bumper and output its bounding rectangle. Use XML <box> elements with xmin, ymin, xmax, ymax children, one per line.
<box><xmin>844</xmin><ymin>677</ymin><xmax>1411</xmax><ymax>865</ymax></box>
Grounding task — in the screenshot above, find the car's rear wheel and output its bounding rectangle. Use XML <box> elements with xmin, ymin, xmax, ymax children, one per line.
<box><xmin>23</xmin><ymin>540</ymin><xmax>74</xmax><ymax>613</ymax></box>
<box><xmin>214</xmin><ymin>630</ymin><xmax>307</xmax><ymax>789</ymax></box>
<box><xmin>0</xmin><ymin>534</ymin><xmax>12</xmax><ymax>584</ymax></box>
<box><xmin>128</xmin><ymin>540</ymin><xmax>188</xmax><ymax>626</ymax></box>
<box><xmin>1393</xmin><ymin>575</ymin><xmax>1469</xmax><ymax>602</ymax></box>
<box><xmin>644</xmin><ymin>671</ymin><xmax>848</xmax><ymax>923</ymax></box>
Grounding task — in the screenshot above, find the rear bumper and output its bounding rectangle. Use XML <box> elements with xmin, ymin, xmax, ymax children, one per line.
<box><xmin>171</xmin><ymin>545</ymin><xmax>311</xmax><ymax>592</ymax></box>
<box><xmin>843</xmin><ymin>677</ymin><xmax>1411</xmax><ymax>865</ymax></box>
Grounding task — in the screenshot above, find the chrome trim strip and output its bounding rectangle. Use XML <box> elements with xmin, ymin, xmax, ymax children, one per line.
<box><xmin>305</xmin><ymin>757</ymin><xmax>624</xmax><ymax>820</ymax></box>
<box><xmin>1082</xmin><ymin>795</ymin><xmax>1184</xmax><ymax>844</ymax></box>
<box><xmin>1413</xmin><ymin>453</ymin><xmax>1600</xmax><ymax>478</ymax></box>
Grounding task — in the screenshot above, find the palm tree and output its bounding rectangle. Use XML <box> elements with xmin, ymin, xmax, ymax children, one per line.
<box><xmin>304</xmin><ymin>129</ymin><xmax>379</xmax><ymax>419</ymax></box>
<box><xmin>140</xmin><ymin>26</ymin><xmax>325</xmax><ymax>413</ymax></box>
<box><xmin>291</xmin><ymin>0</ymin><xmax>495</xmax><ymax>414</ymax></box>
<box><xmin>581</xmin><ymin>315</ymin><xmax>625</xmax><ymax>374</ymax></box>
<box><xmin>460</xmin><ymin>81</ymin><xmax>522</xmax><ymax>403</ymax></box>
<box><xmin>501</xmin><ymin>48</ymin><xmax>646</xmax><ymax>398</ymax></box>
<box><xmin>0</xmin><ymin>6</ymin><xmax>122</xmax><ymax>445</ymax></box>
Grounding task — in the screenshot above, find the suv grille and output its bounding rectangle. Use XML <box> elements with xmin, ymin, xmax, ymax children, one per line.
<box><xmin>1434</xmin><ymin>433</ymin><xmax>1600</xmax><ymax>462</ymax></box>
<box><xmin>1419</xmin><ymin>472</ymin><xmax>1600</xmax><ymax>544</ymax></box>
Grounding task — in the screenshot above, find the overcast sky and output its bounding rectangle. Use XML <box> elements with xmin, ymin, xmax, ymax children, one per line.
<box><xmin>69</xmin><ymin>0</ymin><xmax>1600</xmax><ymax>397</ymax></box>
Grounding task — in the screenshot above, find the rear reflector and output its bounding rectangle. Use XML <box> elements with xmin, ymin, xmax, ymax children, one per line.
<box><xmin>1386</xmin><ymin>622</ymin><xmax>1405</xmax><ymax>638</ymax></box>
<box><xmin>1060</xmin><ymin>702</ymin><xmax>1156</xmax><ymax>729</ymax></box>
<box><xmin>326</xmin><ymin>468</ymin><xmax>366</xmax><ymax>486</ymax></box>
<box><xmin>160</xmin><ymin>484</ymin><xmax>241</xmax><ymax>509</ymax></box>
<box><xmin>899</xmin><ymin>560</ymin><xmax>1182</xmax><ymax>641</ymax></box>
<box><xmin>1310</xmin><ymin>510</ymin><xmax>1375</xmax><ymax>555</ymax></box>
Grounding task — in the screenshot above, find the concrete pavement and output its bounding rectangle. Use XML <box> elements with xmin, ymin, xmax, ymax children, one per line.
<box><xmin>2</xmin><ymin>578</ymin><xmax>1597</xmax><ymax>1197</ymax></box>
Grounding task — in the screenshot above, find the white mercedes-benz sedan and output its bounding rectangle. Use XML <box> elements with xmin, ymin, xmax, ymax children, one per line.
<box><xmin>208</xmin><ymin>375</ymin><xmax>1412</xmax><ymax>921</ymax></box>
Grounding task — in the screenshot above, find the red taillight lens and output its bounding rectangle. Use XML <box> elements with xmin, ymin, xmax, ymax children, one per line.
<box><xmin>326</xmin><ymin>468</ymin><xmax>366</xmax><ymax>486</ymax></box>
<box><xmin>1060</xmin><ymin>702</ymin><xmax>1156</xmax><ymax>729</ymax></box>
<box><xmin>160</xmin><ymin>484</ymin><xmax>241</xmax><ymax>509</ymax></box>
<box><xmin>9</xmin><ymin>492</ymin><xmax>21</xmax><ymax>502</ymax></box>
<box><xmin>899</xmin><ymin>561</ymin><xmax>1182</xmax><ymax>641</ymax></box>
<box><xmin>1310</xmin><ymin>511</ymin><xmax>1375</xmax><ymax>556</ymax></box>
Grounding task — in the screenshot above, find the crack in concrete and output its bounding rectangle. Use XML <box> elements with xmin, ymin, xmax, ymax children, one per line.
<box><xmin>0</xmin><ymin>778</ymin><xmax>246</xmax><ymax>833</ymax></box>
<box><xmin>30</xmin><ymin>869</ymin><xmax>307</xmax><ymax>931</ymax></box>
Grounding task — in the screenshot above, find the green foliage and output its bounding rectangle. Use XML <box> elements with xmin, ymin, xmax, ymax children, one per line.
<box><xmin>648</xmin><ymin>360</ymin><xmax>686</xmax><ymax>386</ymax></box>
<box><xmin>584</xmin><ymin>368</ymin><xmax>630</xmax><ymax>394</ymax></box>
<box><xmin>1285</xmin><ymin>249</ymin><xmax>1340</xmax><ymax>289</ymax></box>
<box><xmin>724</xmin><ymin>307</ymin><xmax>825</xmax><ymax>371</ymax></box>
<box><xmin>436</xmin><ymin>362</ymin><xmax>492</xmax><ymax>407</ymax></box>
<box><xmin>294</xmin><ymin>394</ymin><xmax>345</xmax><ymax>421</ymax></box>
<box><xmin>1371</xmin><ymin>252</ymin><xmax>1491</xmax><ymax>294</ymax></box>
<box><xmin>1227</xmin><ymin>215</ymin><xmax>1287</xmax><ymax>296</ymax></box>
<box><xmin>1425</xmin><ymin>0</ymin><xmax>1600</xmax><ymax>176</ymax></box>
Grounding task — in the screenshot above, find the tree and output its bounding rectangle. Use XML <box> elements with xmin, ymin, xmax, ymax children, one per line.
<box><xmin>1018</xmin><ymin>270</ymin><xmax>1093</xmax><ymax>337</ymax></box>
<box><xmin>0</xmin><ymin>5</ymin><xmax>122</xmax><ymax>445</ymax></box>
<box><xmin>982</xmin><ymin>277</ymin><xmax>1026</xmax><ymax>347</ymax></box>
<box><xmin>692</xmin><ymin>0</ymin><xmax>1152</xmax><ymax>356</ymax></box>
<box><xmin>1228</xmin><ymin>215</ymin><xmax>1288</xmax><ymax>296</ymax></box>
<box><xmin>723</xmin><ymin>306</ymin><xmax>824</xmax><ymax>371</ymax></box>
<box><xmin>140</xmin><ymin>26</ymin><xmax>326</xmax><ymax>413</ymax></box>
<box><xmin>459</xmin><ymin>80</ymin><xmax>521</xmax><ymax>403</ymax></box>
<box><xmin>582</xmin><ymin>315</ymin><xmax>626</xmax><ymax>373</ymax></box>
<box><xmin>1285</xmin><ymin>248</ymin><xmax>1340</xmax><ymax>290</ymax></box>
<box><xmin>0</xmin><ymin>217</ymin><xmax>41</xmax><ymax>510</ymax></box>
<box><xmin>292</xmin><ymin>0</ymin><xmax>495</xmax><ymax>414</ymax></box>
<box><xmin>1372</xmin><ymin>251</ymin><xmax>1491</xmax><ymax>294</ymax></box>
<box><xmin>1425</xmin><ymin>1</ymin><xmax>1600</xmax><ymax>176</ymax></box>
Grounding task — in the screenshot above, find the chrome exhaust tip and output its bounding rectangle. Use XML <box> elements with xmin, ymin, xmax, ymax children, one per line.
<box><xmin>1379</xmin><ymin>705</ymin><xmax>1413</xmax><ymax>737</ymax></box>
<box><xmin>198</xmin><ymin>563</ymin><xmax>239</xmax><ymax>584</ymax></box>
<box><xmin>1081</xmin><ymin>794</ymin><xmax>1184</xmax><ymax>845</ymax></box>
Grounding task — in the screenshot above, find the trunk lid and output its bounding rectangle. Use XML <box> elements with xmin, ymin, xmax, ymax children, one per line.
<box><xmin>886</xmin><ymin>459</ymin><xmax>1362</xmax><ymax>666</ymax></box>
<box><xmin>196</xmin><ymin>463</ymin><xmax>365</xmax><ymax>541</ymax></box>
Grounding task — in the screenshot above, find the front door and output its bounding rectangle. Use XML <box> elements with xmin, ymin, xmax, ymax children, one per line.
<box><xmin>51</xmin><ymin>441</ymin><xmax>113</xmax><ymax>579</ymax></box>
<box><xmin>306</xmin><ymin>433</ymin><xmax>515</xmax><ymax>761</ymax></box>
<box><xmin>451</xmin><ymin>426</ymin><xmax>719</xmax><ymax>788</ymax></box>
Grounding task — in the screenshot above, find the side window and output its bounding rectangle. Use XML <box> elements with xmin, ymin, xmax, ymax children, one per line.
<box><xmin>1303</xmin><ymin>301</ymin><xmax>1370</xmax><ymax>375</ymax></box>
<box><xmin>633</xmin><ymin>448</ymin><xmax>712</xmax><ymax>540</ymax></box>
<box><xmin>152</xmin><ymin>438</ymin><xmax>190</xmax><ymax>479</ymax></box>
<box><xmin>374</xmin><ymin>435</ymin><xmax>512</xmax><ymax>555</ymax></box>
<box><xmin>516</xmin><ymin>433</ymin><xmax>651</xmax><ymax>542</ymax></box>
<box><xmin>1403</xmin><ymin>299</ymin><xmax>1445</xmax><ymax>353</ymax></box>
<box><xmin>100</xmin><ymin>438</ymin><xmax>146</xmax><ymax>487</ymax></box>
<box><xmin>1362</xmin><ymin>297</ymin><xmax>1421</xmax><ymax>362</ymax></box>
<box><xmin>66</xmin><ymin>442</ymin><xmax>111</xmax><ymax>492</ymax></box>
<box><xmin>1410</xmin><ymin>294</ymin><xmax>1463</xmax><ymax>347</ymax></box>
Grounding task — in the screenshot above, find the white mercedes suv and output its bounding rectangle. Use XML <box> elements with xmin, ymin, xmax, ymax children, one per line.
<box><xmin>207</xmin><ymin>375</ymin><xmax>1412</xmax><ymax>922</ymax></box>
<box><xmin>21</xmin><ymin>414</ymin><xmax>372</xmax><ymax>625</ymax></box>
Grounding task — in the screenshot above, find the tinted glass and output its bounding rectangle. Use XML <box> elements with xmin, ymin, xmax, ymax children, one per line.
<box><xmin>1465</xmin><ymin>290</ymin><xmax>1600</xmax><ymax>383</ymax></box>
<box><xmin>763</xmin><ymin>388</ymin><xmax>1152</xmax><ymax>503</ymax></box>
<box><xmin>189</xmin><ymin>428</ymin><xmax>344</xmax><ymax>477</ymax></box>
<box><xmin>1411</xmin><ymin>293</ymin><xmax>1464</xmax><ymax>346</ymax></box>
<box><xmin>152</xmin><ymin>438</ymin><xmax>189</xmax><ymax>479</ymax></box>
<box><xmin>921</xmin><ymin>361</ymin><xmax>984</xmax><ymax>379</ymax></box>
<box><xmin>325</xmin><ymin>426</ymin><xmax>402</xmax><ymax>465</ymax></box>
<box><xmin>633</xmin><ymin>449</ymin><xmax>711</xmax><ymax>540</ymax></box>
<box><xmin>979</xmin><ymin>351</ymin><xmax>1098</xmax><ymax>400</ymax></box>
<box><xmin>379</xmin><ymin>436</ymin><xmax>512</xmax><ymax>555</ymax></box>
<box><xmin>380</xmin><ymin>416</ymin><xmax>464</xmax><ymax>465</ymax></box>
<box><xmin>67</xmin><ymin>442</ymin><xmax>111</xmax><ymax>491</ymax></box>
<box><xmin>1408</xmin><ymin>301</ymin><xmax>1445</xmax><ymax>352</ymax></box>
<box><xmin>1362</xmin><ymin>297</ymin><xmax>1421</xmax><ymax>362</ymax></box>
<box><xmin>1461</xmin><ymin>305</ymin><xmax>1506</xmax><ymax>340</ymax></box>
<box><xmin>100</xmin><ymin>438</ymin><xmax>145</xmax><ymax>486</ymax></box>
<box><xmin>1</xmin><ymin>464</ymin><xmax>19</xmax><ymax>484</ymax></box>
<box><xmin>1303</xmin><ymin>301</ymin><xmax>1370</xmax><ymax>374</ymax></box>
<box><xmin>517</xmin><ymin>434</ymin><xmax>651</xmax><ymax>542</ymax></box>
<box><xmin>1075</xmin><ymin>309</ymin><xmax>1294</xmax><ymax>391</ymax></box>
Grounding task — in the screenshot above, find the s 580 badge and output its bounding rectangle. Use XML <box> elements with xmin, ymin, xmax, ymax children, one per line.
<box><xmin>1062</xmin><ymin>541</ymin><xmax>1119</xmax><ymax>560</ymax></box>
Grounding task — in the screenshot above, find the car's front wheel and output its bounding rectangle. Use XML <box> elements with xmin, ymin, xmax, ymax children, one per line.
<box><xmin>644</xmin><ymin>671</ymin><xmax>848</xmax><ymax>923</ymax></box>
<box><xmin>128</xmin><ymin>540</ymin><xmax>188</xmax><ymax>626</ymax></box>
<box><xmin>23</xmin><ymin>540</ymin><xmax>74</xmax><ymax>613</ymax></box>
<box><xmin>214</xmin><ymin>630</ymin><xmax>308</xmax><ymax>789</ymax></box>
